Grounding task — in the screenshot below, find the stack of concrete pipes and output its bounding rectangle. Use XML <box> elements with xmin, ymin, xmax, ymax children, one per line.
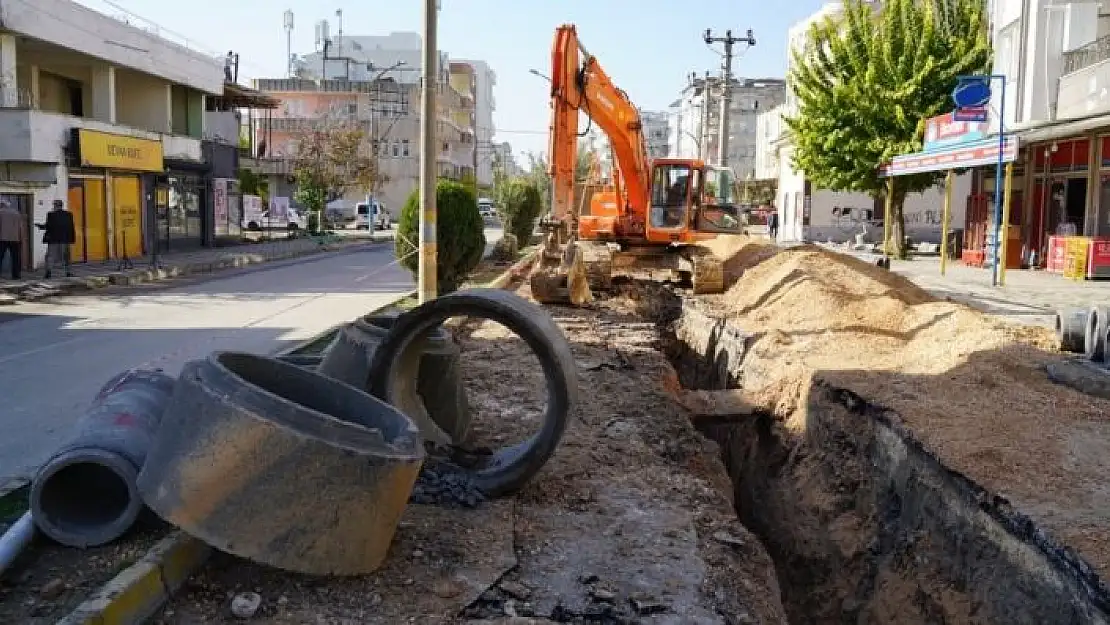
<box><xmin>0</xmin><ymin>288</ymin><xmax>576</xmax><ymax>577</ymax></box>
<box><xmin>1056</xmin><ymin>306</ymin><xmax>1110</xmax><ymax>364</ymax></box>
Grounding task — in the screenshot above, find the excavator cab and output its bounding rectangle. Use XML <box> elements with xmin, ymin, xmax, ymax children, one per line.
<box><xmin>646</xmin><ymin>160</ymin><xmax>745</xmax><ymax>241</ymax></box>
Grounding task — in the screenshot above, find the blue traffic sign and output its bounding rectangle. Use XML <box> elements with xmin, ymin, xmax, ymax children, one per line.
<box><xmin>953</xmin><ymin>76</ymin><xmax>992</xmax><ymax>109</ymax></box>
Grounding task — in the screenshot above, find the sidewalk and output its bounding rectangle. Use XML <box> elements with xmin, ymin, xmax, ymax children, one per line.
<box><xmin>843</xmin><ymin>251</ymin><xmax>1110</xmax><ymax>328</ymax></box>
<box><xmin>0</xmin><ymin>232</ymin><xmax>387</xmax><ymax>304</ymax></box>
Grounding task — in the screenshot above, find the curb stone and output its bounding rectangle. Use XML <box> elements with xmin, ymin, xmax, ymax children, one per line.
<box><xmin>52</xmin><ymin>254</ymin><xmax>529</xmax><ymax>625</ymax></box>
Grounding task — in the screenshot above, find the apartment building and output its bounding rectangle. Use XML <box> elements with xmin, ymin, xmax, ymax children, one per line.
<box><xmin>640</xmin><ymin>110</ymin><xmax>670</xmax><ymax>159</ymax></box>
<box><xmin>754</xmin><ymin>104</ymin><xmax>783</xmax><ymax>181</ymax></box>
<box><xmin>0</xmin><ymin>0</ymin><xmax>225</xmax><ymax>270</ymax></box>
<box><xmin>454</xmin><ymin>59</ymin><xmax>497</xmax><ymax>186</ymax></box>
<box><xmin>666</xmin><ymin>76</ymin><xmax>785</xmax><ymax>180</ymax></box>
<box><xmin>492</xmin><ymin>142</ymin><xmax>523</xmax><ymax>178</ymax></box>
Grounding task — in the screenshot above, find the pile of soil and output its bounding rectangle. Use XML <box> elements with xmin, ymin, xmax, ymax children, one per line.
<box><xmin>695</xmin><ymin>241</ymin><xmax>1110</xmax><ymax>582</ymax></box>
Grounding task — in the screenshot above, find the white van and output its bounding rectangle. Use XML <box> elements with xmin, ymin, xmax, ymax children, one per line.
<box><xmin>477</xmin><ymin>198</ymin><xmax>495</xmax><ymax>219</ymax></box>
<box><xmin>355</xmin><ymin>200</ymin><xmax>390</xmax><ymax>230</ymax></box>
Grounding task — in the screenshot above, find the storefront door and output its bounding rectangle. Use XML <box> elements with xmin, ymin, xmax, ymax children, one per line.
<box><xmin>75</xmin><ymin>178</ymin><xmax>110</xmax><ymax>263</ymax></box>
<box><xmin>110</xmin><ymin>174</ymin><xmax>143</xmax><ymax>259</ymax></box>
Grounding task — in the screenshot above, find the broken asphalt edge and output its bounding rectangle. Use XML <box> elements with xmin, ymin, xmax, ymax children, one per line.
<box><xmin>52</xmin><ymin>249</ymin><xmax>538</xmax><ymax>625</ymax></box>
<box><xmin>0</xmin><ymin>234</ymin><xmax>389</xmax><ymax>304</ymax></box>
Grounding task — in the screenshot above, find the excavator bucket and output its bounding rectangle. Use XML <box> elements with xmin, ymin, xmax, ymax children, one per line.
<box><xmin>529</xmin><ymin>238</ymin><xmax>593</xmax><ymax>306</ymax></box>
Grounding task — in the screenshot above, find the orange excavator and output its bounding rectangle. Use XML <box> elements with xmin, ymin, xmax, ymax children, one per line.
<box><xmin>529</xmin><ymin>24</ymin><xmax>746</xmax><ymax>306</ymax></box>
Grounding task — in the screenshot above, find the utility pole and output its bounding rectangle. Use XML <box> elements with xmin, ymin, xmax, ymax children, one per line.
<box><xmin>703</xmin><ymin>28</ymin><xmax>755</xmax><ymax>168</ymax></box>
<box><xmin>699</xmin><ymin>71</ymin><xmax>711</xmax><ymax>161</ymax></box>
<box><xmin>418</xmin><ymin>0</ymin><xmax>438</xmax><ymax>302</ymax></box>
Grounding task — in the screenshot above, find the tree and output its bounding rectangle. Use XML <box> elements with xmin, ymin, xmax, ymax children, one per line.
<box><xmin>497</xmin><ymin>178</ymin><xmax>544</xmax><ymax>246</ymax></box>
<box><xmin>395</xmin><ymin>179</ymin><xmax>486</xmax><ymax>294</ymax></box>
<box><xmin>784</xmin><ymin>0</ymin><xmax>990</xmax><ymax>257</ymax></box>
<box><xmin>522</xmin><ymin>141</ymin><xmax>598</xmax><ymax>215</ymax></box>
<box><xmin>289</xmin><ymin>120</ymin><xmax>381</xmax><ymax>233</ymax></box>
<box><xmin>237</xmin><ymin>169</ymin><xmax>269</xmax><ymax>204</ymax></box>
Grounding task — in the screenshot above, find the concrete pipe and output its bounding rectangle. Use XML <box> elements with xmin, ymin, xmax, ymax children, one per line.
<box><xmin>1056</xmin><ymin>307</ymin><xmax>1090</xmax><ymax>354</ymax></box>
<box><xmin>275</xmin><ymin>353</ymin><xmax>325</xmax><ymax>369</ymax></box>
<box><xmin>1085</xmin><ymin>306</ymin><xmax>1110</xmax><ymax>362</ymax></box>
<box><xmin>136</xmin><ymin>351</ymin><xmax>424</xmax><ymax>576</ymax></box>
<box><xmin>367</xmin><ymin>288</ymin><xmax>577</xmax><ymax>498</ymax></box>
<box><xmin>0</xmin><ymin>512</ymin><xmax>34</xmax><ymax>578</ymax></box>
<box><xmin>318</xmin><ymin>311</ymin><xmax>471</xmax><ymax>445</ymax></box>
<box><xmin>30</xmin><ymin>369</ymin><xmax>175</xmax><ymax>548</ymax></box>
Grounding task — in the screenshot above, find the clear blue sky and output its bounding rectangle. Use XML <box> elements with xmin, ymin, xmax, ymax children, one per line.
<box><xmin>78</xmin><ymin>0</ymin><xmax>826</xmax><ymax>160</ymax></box>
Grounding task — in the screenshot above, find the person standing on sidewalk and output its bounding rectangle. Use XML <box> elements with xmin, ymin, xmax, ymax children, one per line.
<box><xmin>0</xmin><ymin>199</ymin><xmax>25</xmax><ymax>280</ymax></box>
<box><xmin>37</xmin><ymin>200</ymin><xmax>75</xmax><ymax>278</ymax></box>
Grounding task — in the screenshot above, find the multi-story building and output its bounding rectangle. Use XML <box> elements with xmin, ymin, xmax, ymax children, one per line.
<box><xmin>0</xmin><ymin>0</ymin><xmax>226</xmax><ymax>270</ymax></box>
<box><xmin>666</xmin><ymin>76</ymin><xmax>785</xmax><ymax>180</ymax></box>
<box><xmin>754</xmin><ymin>104</ymin><xmax>783</xmax><ymax>182</ymax></box>
<box><xmin>252</xmin><ymin>77</ymin><xmax>424</xmax><ymax>216</ymax></box>
<box><xmin>454</xmin><ymin>59</ymin><xmax>497</xmax><ymax>187</ymax></box>
<box><xmin>292</xmin><ymin>31</ymin><xmax>493</xmax><ymax>185</ymax></box>
<box><xmin>640</xmin><ymin>110</ymin><xmax>670</xmax><ymax>159</ymax></box>
<box><xmin>493</xmin><ymin>142</ymin><xmax>522</xmax><ymax>178</ymax></box>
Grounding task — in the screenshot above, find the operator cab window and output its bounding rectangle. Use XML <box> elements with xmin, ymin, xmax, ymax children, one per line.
<box><xmin>650</xmin><ymin>164</ymin><xmax>691</xmax><ymax>228</ymax></box>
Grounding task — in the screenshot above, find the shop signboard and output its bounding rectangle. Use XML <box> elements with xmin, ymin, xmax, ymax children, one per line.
<box><xmin>882</xmin><ymin>137</ymin><xmax>1018</xmax><ymax>177</ymax></box>
<box><xmin>1087</xmin><ymin>238</ymin><xmax>1110</xmax><ymax>278</ymax></box>
<box><xmin>923</xmin><ymin>113</ymin><xmax>986</xmax><ymax>152</ymax></box>
<box><xmin>951</xmin><ymin>76</ymin><xmax>991</xmax><ymax>122</ymax></box>
<box><xmin>77</xmin><ymin>129</ymin><xmax>164</xmax><ymax>173</ymax></box>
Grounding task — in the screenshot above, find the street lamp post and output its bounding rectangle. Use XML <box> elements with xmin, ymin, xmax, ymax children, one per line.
<box><xmin>418</xmin><ymin>0</ymin><xmax>438</xmax><ymax>302</ymax></box>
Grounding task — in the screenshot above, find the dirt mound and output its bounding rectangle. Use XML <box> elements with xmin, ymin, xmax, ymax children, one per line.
<box><xmin>698</xmin><ymin>235</ymin><xmax>781</xmax><ymax>286</ymax></box>
<box><xmin>696</xmin><ymin>243</ymin><xmax>1110</xmax><ymax>582</ymax></box>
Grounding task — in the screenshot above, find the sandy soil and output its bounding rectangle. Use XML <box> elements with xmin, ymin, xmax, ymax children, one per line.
<box><xmin>693</xmin><ymin>238</ymin><xmax>1110</xmax><ymax>581</ymax></box>
<box><xmin>155</xmin><ymin>277</ymin><xmax>787</xmax><ymax>624</ymax></box>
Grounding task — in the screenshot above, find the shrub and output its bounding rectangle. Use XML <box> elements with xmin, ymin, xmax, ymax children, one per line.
<box><xmin>396</xmin><ymin>179</ymin><xmax>486</xmax><ymax>294</ymax></box>
<box><xmin>496</xmin><ymin>178</ymin><xmax>544</xmax><ymax>247</ymax></box>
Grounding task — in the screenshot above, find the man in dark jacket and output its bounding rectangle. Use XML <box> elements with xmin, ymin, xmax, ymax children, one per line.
<box><xmin>37</xmin><ymin>200</ymin><xmax>76</xmax><ymax>278</ymax></box>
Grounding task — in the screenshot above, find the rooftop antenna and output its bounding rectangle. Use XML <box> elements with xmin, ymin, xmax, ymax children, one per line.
<box><xmin>335</xmin><ymin>9</ymin><xmax>343</xmax><ymax>57</ymax></box>
<box><xmin>283</xmin><ymin>10</ymin><xmax>294</xmax><ymax>78</ymax></box>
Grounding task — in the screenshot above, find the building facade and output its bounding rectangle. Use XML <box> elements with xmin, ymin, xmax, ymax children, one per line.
<box><xmin>455</xmin><ymin>59</ymin><xmax>497</xmax><ymax>187</ymax></box>
<box><xmin>0</xmin><ymin>0</ymin><xmax>223</xmax><ymax>270</ymax></box>
<box><xmin>666</xmin><ymin>76</ymin><xmax>785</xmax><ymax>180</ymax></box>
<box><xmin>640</xmin><ymin>110</ymin><xmax>669</xmax><ymax>159</ymax></box>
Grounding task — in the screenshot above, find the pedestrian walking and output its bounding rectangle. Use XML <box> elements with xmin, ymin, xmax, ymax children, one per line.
<box><xmin>767</xmin><ymin>209</ymin><xmax>780</xmax><ymax>240</ymax></box>
<box><xmin>37</xmin><ymin>199</ymin><xmax>75</xmax><ymax>279</ymax></box>
<box><xmin>0</xmin><ymin>198</ymin><xmax>25</xmax><ymax>280</ymax></box>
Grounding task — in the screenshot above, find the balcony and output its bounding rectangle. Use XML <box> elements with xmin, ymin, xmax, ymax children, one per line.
<box><xmin>1058</xmin><ymin>36</ymin><xmax>1110</xmax><ymax>120</ymax></box>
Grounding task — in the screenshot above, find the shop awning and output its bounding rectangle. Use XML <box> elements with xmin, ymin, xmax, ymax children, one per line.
<box><xmin>879</xmin><ymin>136</ymin><xmax>1019</xmax><ymax>177</ymax></box>
<box><xmin>212</xmin><ymin>82</ymin><xmax>281</xmax><ymax>110</ymax></box>
<box><xmin>1015</xmin><ymin>112</ymin><xmax>1110</xmax><ymax>144</ymax></box>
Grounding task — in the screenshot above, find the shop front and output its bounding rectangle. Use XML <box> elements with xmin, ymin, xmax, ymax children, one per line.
<box><xmin>68</xmin><ymin>128</ymin><xmax>164</xmax><ymax>263</ymax></box>
<box><xmin>1012</xmin><ymin>121</ymin><xmax>1110</xmax><ymax>278</ymax></box>
<box><xmin>153</xmin><ymin>163</ymin><xmax>209</xmax><ymax>253</ymax></box>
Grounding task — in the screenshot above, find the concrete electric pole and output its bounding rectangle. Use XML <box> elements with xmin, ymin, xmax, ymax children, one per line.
<box><xmin>703</xmin><ymin>28</ymin><xmax>755</xmax><ymax>168</ymax></box>
<box><xmin>418</xmin><ymin>0</ymin><xmax>438</xmax><ymax>302</ymax></box>
<box><xmin>699</xmin><ymin>71</ymin><xmax>711</xmax><ymax>162</ymax></box>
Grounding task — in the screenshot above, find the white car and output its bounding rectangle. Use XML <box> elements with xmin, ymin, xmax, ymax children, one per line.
<box><xmin>477</xmin><ymin>199</ymin><xmax>496</xmax><ymax>219</ymax></box>
<box><xmin>356</xmin><ymin>201</ymin><xmax>391</xmax><ymax>230</ymax></box>
<box><xmin>244</xmin><ymin>209</ymin><xmax>305</xmax><ymax>231</ymax></box>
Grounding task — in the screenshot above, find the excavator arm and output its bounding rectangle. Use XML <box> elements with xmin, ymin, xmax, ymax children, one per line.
<box><xmin>547</xmin><ymin>24</ymin><xmax>651</xmax><ymax>227</ymax></box>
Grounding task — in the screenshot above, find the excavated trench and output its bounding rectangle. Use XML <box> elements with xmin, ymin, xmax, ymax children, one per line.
<box><xmin>639</xmin><ymin>285</ymin><xmax>1110</xmax><ymax>625</ymax></box>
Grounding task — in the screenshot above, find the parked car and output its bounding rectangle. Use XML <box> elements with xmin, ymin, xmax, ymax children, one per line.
<box><xmin>477</xmin><ymin>198</ymin><xmax>496</xmax><ymax>220</ymax></box>
<box><xmin>355</xmin><ymin>200</ymin><xmax>391</xmax><ymax>230</ymax></box>
<box><xmin>244</xmin><ymin>209</ymin><xmax>306</xmax><ymax>231</ymax></box>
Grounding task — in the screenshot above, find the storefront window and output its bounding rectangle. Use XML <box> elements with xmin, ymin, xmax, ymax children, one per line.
<box><xmin>159</xmin><ymin>176</ymin><xmax>205</xmax><ymax>251</ymax></box>
<box><xmin>1099</xmin><ymin>175</ymin><xmax>1110</xmax><ymax>237</ymax></box>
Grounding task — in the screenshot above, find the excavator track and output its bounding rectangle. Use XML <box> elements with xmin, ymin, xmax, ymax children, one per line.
<box><xmin>683</xmin><ymin>247</ymin><xmax>725</xmax><ymax>295</ymax></box>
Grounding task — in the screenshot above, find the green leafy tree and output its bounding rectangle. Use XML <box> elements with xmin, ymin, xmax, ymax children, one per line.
<box><xmin>237</xmin><ymin>168</ymin><xmax>269</xmax><ymax>204</ymax></box>
<box><xmin>497</xmin><ymin>178</ymin><xmax>544</xmax><ymax>245</ymax></box>
<box><xmin>290</xmin><ymin>120</ymin><xmax>381</xmax><ymax>234</ymax></box>
<box><xmin>395</xmin><ymin>179</ymin><xmax>486</xmax><ymax>294</ymax></box>
<box><xmin>785</xmin><ymin>0</ymin><xmax>990</xmax><ymax>257</ymax></box>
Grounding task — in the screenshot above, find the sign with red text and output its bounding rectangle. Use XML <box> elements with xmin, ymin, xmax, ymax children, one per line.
<box><xmin>923</xmin><ymin>112</ymin><xmax>987</xmax><ymax>152</ymax></box>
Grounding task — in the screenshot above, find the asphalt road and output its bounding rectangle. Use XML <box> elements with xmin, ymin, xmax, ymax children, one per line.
<box><xmin>0</xmin><ymin>227</ymin><xmax>502</xmax><ymax>486</ymax></box>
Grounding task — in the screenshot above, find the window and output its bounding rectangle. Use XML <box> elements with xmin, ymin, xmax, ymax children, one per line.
<box><xmin>392</xmin><ymin>141</ymin><xmax>400</xmax><ymax>157</ymax></box>
<box><xmin>649</xmin><ymin>163</ymin><xmax>693</xmax><ymax>228</ymax></box>
<box><xmin>401</xmin><ymin>139</ymin><xmax>410</xmax><ymax>157</ymax></box>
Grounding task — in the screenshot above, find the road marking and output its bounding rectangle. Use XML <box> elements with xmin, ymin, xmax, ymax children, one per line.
<box><xmin>0</xmin><ymin>335</ymin><xmax>88</xmax><ymax>365</ymax></box>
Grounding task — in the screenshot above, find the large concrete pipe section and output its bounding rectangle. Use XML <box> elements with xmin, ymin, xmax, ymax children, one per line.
<box><xmin>318</xmin><ymin>311</ymin><xmax>471</xmax><ymax>445</ymax></box>
<box><xmin>1085</xmin><ymin>306</ymin><xmax>1110</xmax><ymax>362</ymax></box>
<box><xmin>367</xmin><ymin>288</ymin><xmax>577</xmax><ymax>498</ymax></box>
<box><xmin>137</xmin><ymin>351</ymin><xmax>424</xmax><ymax>576</ymax></box>
<box><xmin>30</xmin><ymin>369</ymin><xmax>175</xmax><ymax>548</ymax></box>
<box><xmin>1056</xmin><ymin>307</ymin><xmax>1089</xmax><ymax>354</ymax></box>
